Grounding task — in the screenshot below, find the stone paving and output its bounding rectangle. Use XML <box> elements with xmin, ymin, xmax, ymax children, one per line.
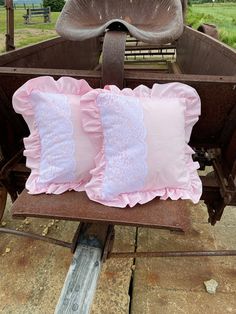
<box><xmin>131</xmin><ymin>202</ymin><xmax>236</xmax><ymax>314</ymax></box>
<box><xmin>0</xmin><ymin>198</ymin><xmax>235</xmax><ymax>313</ymax></box>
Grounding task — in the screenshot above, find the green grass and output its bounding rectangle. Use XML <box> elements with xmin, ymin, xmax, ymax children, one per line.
<box><xmin>0</xmin><ymin>7</ymin><xmax>60</xmax><ymax>31</ymax></box>
<box><xmin>187</xmin><ymin>3</ymin><xmax>236</xmax><ymax>49</ymax></box>
<box><xmin>0</xmin><ymin>7</ymin><xmax>60</xmax><ymax>52</ymax></box>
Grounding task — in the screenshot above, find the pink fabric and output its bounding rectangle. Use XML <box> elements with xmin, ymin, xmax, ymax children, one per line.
<box><xmin>13</xmin><ymin>76</ymin><xmax>99</xmax><ymax>194</ymax></box>
<box><xmin>80</xmin><ymin>82</ymin><xmax>202</xmax><ymax>207</ymax></box>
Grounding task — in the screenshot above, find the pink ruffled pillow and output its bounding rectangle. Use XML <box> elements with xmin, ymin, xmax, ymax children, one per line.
<box><xmin>80</xmin><ymin>83</ymin><xmax>202</xmax><ymax>207</ymax></box>
<box><xmin>13</xmin><ymin>76</ymin><xmax>99</xmax><ymax>194</ymax></box>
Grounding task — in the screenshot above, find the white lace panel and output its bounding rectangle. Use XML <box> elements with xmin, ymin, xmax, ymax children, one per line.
<box><xmin>31</xmin><ymin>91</ymin><xmax>76</xmax><ymax>184</ymax></box>
<box><xmin>97</xmin><ymin>93</ymin><xmax>147</xmax><ymax>199</ymax></box>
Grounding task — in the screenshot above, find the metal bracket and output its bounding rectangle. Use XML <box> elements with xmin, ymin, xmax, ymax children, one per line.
<box><xmin>102</xmin><ymin>225</ymin><xmax>115</xmax><ymax>262</ymax></box>
<box><xmin>193</xmin><ymin>147</ymin><xmax>236</xmax><ymax>204</ymax></box>
<box><xmin>192</xmin><ymin>148</ymin><xmax>213</xmax><ymax>170</ymax></box>
<box><xmin>193</xmin><ymin>147</ymin><xmax>236</xmax><ymax>225</ymax></box>
<box><xmin>212</xmin><ymin>158</ymin><xmax>236</xmax><ymax>204</ymax></box>
<box><xmin>102</xmin><ymin>30</ymin><xmax>126</xmax><ymax>88</ymax></box>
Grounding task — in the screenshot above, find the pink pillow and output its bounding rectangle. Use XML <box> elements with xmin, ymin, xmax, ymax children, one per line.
<box><xmin>13</xmin><ymin>76</ymin><xmax>99</xmax><ymax>194</ymax></box>
<box><xmin>80</xmin><ymin>83</ymin><xmax>202</xmax><ymax>207</ymax></box>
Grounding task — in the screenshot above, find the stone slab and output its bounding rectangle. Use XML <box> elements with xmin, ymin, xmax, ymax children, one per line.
<box><xmin>91</xmin><ymin>226</ymin><xmax>136</xmax><ymax>314</ymax></box>
<box><xmin>131</xmin><ymin>289</ymin><xmax>236</xmax><ymax>314</ymax></box>
<box><xmin>131</xmin><ymin>202</ymin><xmax>236</xmax><ymax>313</ymax></box>
<box><xmin>0</xmin><ymin>200</ymin><xmax>136</xmax><ymax>314</ymax></box>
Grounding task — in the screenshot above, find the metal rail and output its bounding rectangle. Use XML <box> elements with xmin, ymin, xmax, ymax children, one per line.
<box><xmin>1</xmin><ymin>227</ymin><xmax>236</xmax><ymax>258</ymax></box>
<box><xmin>109</xmin><ymin>250</ymin><xmax>236</xmax><ymax>258</ymax></box>
<box><xmin>0</xmin><ymin>227</ymin><xmax>72</xmax><ymax>249</ymax></box>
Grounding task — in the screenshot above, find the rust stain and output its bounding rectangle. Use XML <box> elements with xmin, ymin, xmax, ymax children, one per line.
<box><xmin>146</xmin><ymin>272</ymin><xmax>159</xmax><ymax>286</ymax></box>
<box><xmin>0</xmin><ymin>283</ymin><xmax>30</xmax><ymax>306</ymax></box>
<box><xmin>13</xmin><ymin>291</ymin><xmax>30</xmax><ymax>304</ymax></box>
<box><xmin>190</xmin><ymin>229</ymin><xmax>201</xmax><ymax>237</ymax></box>
<box><xmin>17</xmin><ymin>255</ymin><xmax>29</xmax><ymax>268</ymax></box>
<box><xmin>225</xmin><ymin>268</ymin><xmax>236</xmax><ymax>277</ymax></box>
<box><xmin>104</xmin><ymin>271</ymin><xmax>116</xmax><ymax>280</ymax></box>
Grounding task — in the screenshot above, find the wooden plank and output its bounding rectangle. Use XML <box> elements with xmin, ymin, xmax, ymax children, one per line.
<box><xmin>55</xmin><ymin>244</ymin><xmax>102</xmax><ymax>314</ymax></box>
<box><xmin>55</xmin><ymin>223</ymin><xmax>108</xmax><ymax>313</ymax></box>
<box><xmin>5</xmin><ymin>0</ymin><xmax>15</xmax><ymax>51</ymax></box>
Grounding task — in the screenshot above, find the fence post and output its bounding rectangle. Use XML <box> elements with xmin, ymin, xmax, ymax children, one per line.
<box><xmin>5</xmin><ymin>0</ymin><xmax>15</xmax><ymax>52</ymax></box>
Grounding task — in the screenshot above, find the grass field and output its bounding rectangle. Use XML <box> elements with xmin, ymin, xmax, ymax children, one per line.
<box><xmin>0</xmin><ymin>4</ymin><xmax>235</xmax><ymax>52</ymax></box>
<box><xmin>187</xmin><ymin>3</ymin><xmax>236</xmax><ymax>49</ymax></box>
<box><xmin>0</xmin><ymin>7</ymin><xmax>60</xmax><ymax>52</ymax></box>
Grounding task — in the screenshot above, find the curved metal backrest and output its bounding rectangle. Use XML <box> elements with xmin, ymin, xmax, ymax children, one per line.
<box><xmin>56</xmin><ymin>0</ymin><xmax>185</xmax><ymax>44</ymax></box>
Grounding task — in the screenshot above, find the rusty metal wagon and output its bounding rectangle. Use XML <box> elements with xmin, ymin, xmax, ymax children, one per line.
<box><xmin>1</xmin><ymin>0</ymin><xmax>236</xmax><ymax>312</ymax></box>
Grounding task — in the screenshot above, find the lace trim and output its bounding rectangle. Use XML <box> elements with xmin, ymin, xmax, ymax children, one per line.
<box><xmin>95</xmin><ymin>93</ymin><xmax>147</xmax><ymax>199</ymax></box>
<box><xmin>32</xmin><ymin>91</ymin><xmax>77</xmax><ymax>185</ymax></box>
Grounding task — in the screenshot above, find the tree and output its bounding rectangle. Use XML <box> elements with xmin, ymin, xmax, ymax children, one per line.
<box><xmin>43</xmin><ymin>0</ymin><xmax>65</xmax><ymax>12</ymax></box>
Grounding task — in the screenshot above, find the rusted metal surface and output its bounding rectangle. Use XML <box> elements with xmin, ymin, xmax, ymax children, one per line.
<box><xmin>0</xmin><ymin>149</ymin><xmax>25</xmax><ymax>201</ymax></box>
<box><xmin>102</xmin><ymin>225</ymin><xmax>115</xmax><ymax>262</ymax></box>
<box><xmin>11</xmin><ymin>190</ymin><xmax>190</xmax><ymax>232</ymax></box>
<box><xmin>198</xmin><ymin>23</ymin><xmax>219</xmax><ymax>40</ymax></box>
<box><xmin>0</xmin><ymin>185</ymin><xmax>7</xmax><ymax>220</ymax></box>
<box><xmin>177</xmin><ymin>26</ymin><xmax>236</xmax><ymax>75</ymax></box>
<box><xmin>225</xmin><ymin>129</ymin><xmax>236</xmax><ymax>177</ymax></box>
<box><xmin>71</xmin><ymin>224</ymin><xmax>83</xmax><ymax>253</ymax></box>
<box><xmin>196</xmin><ymin>146</ymin><xmax>236</xmax><ymax>225</ymax></box>
<box><xmin>102</xmin><ymin>31</ymin><xmax>126</xmax><ymax>88</ymax></box>
<box><xmin>219</xmin><ymin>104</ymin><xmax>236</xmax><ymax>150</ymax></box>
<box><xmin>212</xmin><ymin>158</ymin><xmax>235</xmax><ymax>204</ymax></box>
<box><xmin>5</xmin><ymin>0</ymin><xmax>15</xmax><ymax>51</ymax></box>
<box><xmin>109</xmin><ymin>250</ymin><xmax>236</xmax><ymax>258</ymax></box>
<box><xmin>181</xmin><ymin>0</ymin><xmax>187</xmax><ymax>17</ymax></box>
<box><xmin>56</xmin><ymin>0</ymin><xmax>184</xmax><ymax>44</ymax></box>
<box><xmin>195</xmin><ymin>147</ymin><xmax>236</xmax><ymax>205</ymax></box>
<box><xmin>200</xmin><ymin>173</ymin><xmax>226</xmax><ymax>225</ymax></box>
<box><xmin>0</xmin><ymin>37</ymin><xmax>101</xmax><ymax>70</ymax></box>
<box><xmin>0</xmin><ymin>84</ymin><xmax>27</xmax><ymax>167</ymax></box>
